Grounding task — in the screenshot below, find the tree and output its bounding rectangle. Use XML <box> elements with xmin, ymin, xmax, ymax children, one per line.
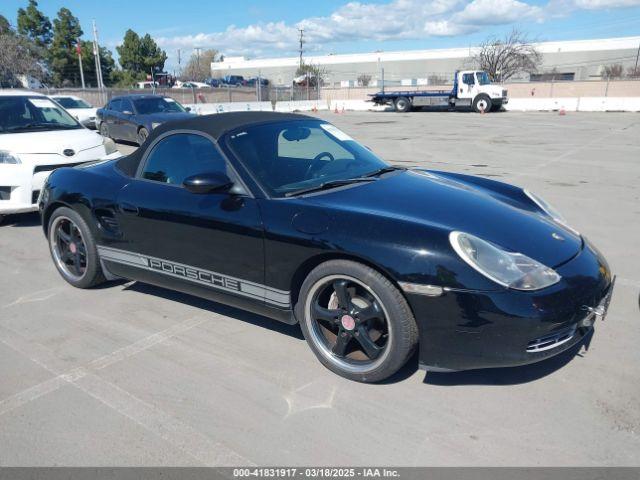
<box><xmin>472</xmin><ymin>29</ymin><xmax>541</xmax><ymax>82</ymax></box>
<box><xmin>49</xmin><ymin>7</ymin><xmax>83</xmax><ymax>86</ymax></box>
<box><xmin>117</xmin><ymin>29</ymin><xmax>167</xmax><ymax>76</ymax></box>
<box><xmin>76</xmin><ymin>40</ymin><xmax>115</xmax><ymax>87</ymax></box>
<box><xmin>16</xmin><ymin>0</ymin><xmax>52</xmax><ymax>49</ymax></box>
<box><xmin>182</xmin><ymin>49</ymin><xmax>219</xmax><ymax>81</ymax></box>
<box><xmin>109</xmin><ymin>68</ymin><xmax>146</xmax><ymax>88</ymax></box>
<box><xmin>357</xmin><ymin>73</ymin><xmax>372</xmax><ymax>87</ymax></box>
<box><xmin>0</xmin><ymin>15</ymin><xmax>12</xmax><ymax>36</ymax></box>
<box><xmin>0</xmin><ymin>32</ymin><xmax>43</xmax><ymax>87</ymax></box>
<box><xmin>601</xmin><ymin>63</ymin><xmax>623</xmax><ymax>79</ymax></box>
<box><xmin>295</xmin><ymin>61</ymin><xmax>327</xmax><ymax>87</ymax></box>
<box><xmin>627</xmin><ymin>66</ymin><xmax>640</xmax><ymax>79</ymax></box>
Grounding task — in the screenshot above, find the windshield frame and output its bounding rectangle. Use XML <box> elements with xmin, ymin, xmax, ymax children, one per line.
<box><xmin>132</xmin><ymin>96</ymin><xmax>187</xmax><ymax>115</ymax></box>
<box><xmin>223</xmin><ymin>119</ymin><xmax>390</xmax><ymax>199</ymax></box>
<box><xmin>0</xmin><ymin>95</ymin><xmax>83</xmax><ymax>134</ymax></box>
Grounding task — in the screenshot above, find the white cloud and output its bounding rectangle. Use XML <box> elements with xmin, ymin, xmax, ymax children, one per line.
<box><xmin>155</xmin><ymin>0</ymin><xmax>639</xmax><ymax>60</ymax></box>
<box><xmin>453</xmin><ymin>0</ymin><xmax>543</xmax><ymax>25</ymax></box>
<box><xmin>573</xmin><ymin>0</ymin><xmax>640</xmax><ymax>7</ymax></box>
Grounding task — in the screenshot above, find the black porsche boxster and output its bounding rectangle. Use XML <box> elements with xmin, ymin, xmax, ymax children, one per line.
<box><xmin>40</xmin><ymin>112</ymin><xmax>614</xmax><ymax>382</ymax></box>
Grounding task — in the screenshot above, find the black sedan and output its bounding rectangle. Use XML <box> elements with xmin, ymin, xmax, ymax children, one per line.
<box><xmin>97</xmin><ymin>94</ymin><xmax>194</xmax><ymax>145</ymax></box>
<box><xmin>39</xmin><ymin>112</ymin><xmax>614</xmax><ymax>382</ymax></box>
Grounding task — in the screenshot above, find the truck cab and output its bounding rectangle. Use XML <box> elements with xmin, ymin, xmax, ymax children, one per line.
<box><xmin>455</xmin><ymin>70</ymin><xmax>508</xmax><ymax>112</ymax></box>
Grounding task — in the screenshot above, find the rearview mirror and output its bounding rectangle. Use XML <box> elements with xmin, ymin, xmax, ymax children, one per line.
<box><xmin>282</xmin><ymin>127</ymin><xmax>311</xmax><ymax>142</ymax></box>
<box><xmin>183</xmin><ymin>172</ymin><xmax>233</xmax><ymax>194</ymax></box>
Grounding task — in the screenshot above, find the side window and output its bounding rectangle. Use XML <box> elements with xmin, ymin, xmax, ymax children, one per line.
<box><xmin>277</xmin><ymin>127</ymin><xmax>353</xmax><ymax>161</ymax></box>
<box><xmin>141</xmin><ymin>133</ymin><xmax>227</xmax><ymax>186</ymax></box>
<box><xmin>109</xmin><ymin>99</ymin><xmax>122</xmax><ymax>112</ymax></box>
<box><xmin>121</xmin><ymin>99</ymin><xmax>133</xmax><ymax>113</ymax></box>
<box><xmin>462</xmin><ymin>73</ymin><xmax>475</xmax><ymax>85</ymax></box>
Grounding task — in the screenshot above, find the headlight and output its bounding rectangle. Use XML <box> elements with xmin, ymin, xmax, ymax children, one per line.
<box><xmin>0</xmin><ymin>150</ymin><xmax>21</xmax><ymax>164</ymax></box>
<box><xmin>524</xmin><ymin>189</ymin><xmax>579</xmax><ymax>235</ymax></box>
<box><xmin>102</xmin><ymin>137</ymin><xmax>118</xmax><ymax>155</ymax></box>
<box><xmin>151</xmin><ymin>122</ymin><xmax>161</xmax><ymax>129</ymax></box>
<box><xmin>450</xmin><ymin>231</ymin><xmax>561</xmax><ymax>291</ymax></box>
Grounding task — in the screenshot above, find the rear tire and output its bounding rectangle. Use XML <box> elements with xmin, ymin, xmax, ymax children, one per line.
<box><xmin>137</xmin><ymin>127</ymin><xmax>149</xmax><ymax>145</ymax></box>
<box><xmin>473</xmin><ymin>94</ymin><xmax>492</xmax><ymax>113</ymax></box>
<box><xmin>48</xmin><ymin>207</ymin><xmax>105</xmax><ymax>289</ymax></box>
<box><xmin>394</xmin><ymin>97</ymin><xmax>412</xmax><ymax>113</ymax></box>
<box><xmin>296</xmin><ymin>260</ymin><xmax>418</xmax><ymax>383</ymax></box>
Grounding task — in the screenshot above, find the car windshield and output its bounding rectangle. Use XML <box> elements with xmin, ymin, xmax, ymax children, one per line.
<box><xmin>55</xmin><ymin>97</ymin><xmax>92</xmax><ymax>109</ymax></box>
<box><xmin>226</xmin><ymin>120</ymin><xmax>389</xmax><ymax>197</ymax></box>
<box><xmin>476</xmin><ymin>72</ymin><xmax>491</xmax><ymax>85</ymax></box>
<box><xmin>0</xmin><ymin>96</ymin><xmax>81</xmax><ymax>134</ymax></box>
<box><xmin>133</xmin><ymin>97</ymin><xmax>186</xmax><ymax>114</ymax></box>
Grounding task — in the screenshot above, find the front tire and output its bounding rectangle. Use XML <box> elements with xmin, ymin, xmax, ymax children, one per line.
<box><xmin>48</xmin><ymin>207</ymin><xmax>105</xmax><ymax>289</ymax></box>
<box><xmin>473</xmin><ymin>94</ymin><xmax>492</xmax><ymax>113</ymax></box>
<box><xmin>296</xmin><ymin>260</ymin><xmax>418</xmax><ymax>382</ymax></box>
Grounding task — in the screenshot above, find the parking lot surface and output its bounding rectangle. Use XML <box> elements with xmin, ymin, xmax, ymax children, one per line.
<box><xmin>1</xmin><ymin>111</ymin><xmax>639</xmax><ymax>466</ymax></box>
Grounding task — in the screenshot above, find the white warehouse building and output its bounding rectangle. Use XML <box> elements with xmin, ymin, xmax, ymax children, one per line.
<box><xmin>211</xmin><ymin>36</ymin><xmax>640</xmax><ymax>87</ymax></box>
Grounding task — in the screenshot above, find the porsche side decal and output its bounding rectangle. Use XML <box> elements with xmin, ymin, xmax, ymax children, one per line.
<box><xmin>97</xmin><ymin>245</ymin><xmax>290</xmax><ymax>307</ymax></box>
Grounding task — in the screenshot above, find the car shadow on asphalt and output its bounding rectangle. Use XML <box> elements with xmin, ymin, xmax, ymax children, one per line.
<box><xmin>2</xmin><ymin>212</ymin><xmax>41</xmax><ymax>227</ymax></box>
<box><xmin>423</xmin><ymin>329</ymin><xmax>594</xmax><ymax>386</ymax></box>
<box><xmin>123</xmin><ymin>281</ymin><xmax>305</xmax><ymax>340</ymax></box>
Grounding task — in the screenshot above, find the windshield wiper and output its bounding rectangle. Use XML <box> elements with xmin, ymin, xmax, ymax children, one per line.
<box><xmin>363</xmin><ymin>165</ymin><xmax>407</xmax><ymax>177</ymax></box>
<box><xmin>7</xmin><ymin>123</ymin><xmax>77</xmax><ymax>131</ymax></box>
<box><xmin>285</xmin><ymin>177</ymin><xmax>377</xmax><ymax>197</ymax></box>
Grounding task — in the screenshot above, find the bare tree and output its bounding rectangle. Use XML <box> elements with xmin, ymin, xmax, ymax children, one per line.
<box><xmin>471</xmin><ymin>29</ymin><xmax>542</xmax><ymax>82</ymax></box>
<box><xmin>181</xmin><ymin>49</ymin><xmax>219</xmax><ymax>82</ymax></box>
<box><xmin>601</xmin><ymin>63</ymin><xmax>624</xmax><ymax>79</ymax></box>
<box><xmin>627</xmin><ymin>66</ymin><xmax>640</xmax><ymax>79</ymax></box>
<box><xmin>357</xmin><ymin>73</ymin><xmax>372</xmax><ymax>87</ymax></box>
<box><xmin>0</xmin><ymin>32</ymin><xmax>44</xmax><ymax>87</ymax></box>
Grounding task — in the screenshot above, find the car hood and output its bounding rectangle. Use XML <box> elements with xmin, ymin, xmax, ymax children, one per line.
<box><xmin>140</xmin><ymin>112</ymin><xmax>195</xmax><ymax>123</ymax></box>
<box><xmin>308</xmin><ymin>170</ymin><xmax>582</xmax><ymax>268</ymax></box>
<box><xmin>0</xmin><ymin>128</ymin><xmax>103</xmax><ymax>155</ymax></box>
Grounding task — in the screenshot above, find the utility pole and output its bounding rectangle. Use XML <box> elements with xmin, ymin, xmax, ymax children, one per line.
<box><xmin>92</xmin><ymin>20</ymin><xmax>105</xmax><ymax>104</ymax></box>
<box><xmin>177</xmin><ymin>49</ymin><xmax>181</xmax><ymax>78</ymax></box>
<box><xmin>194</xmin><ymin>47</ymin><xmax>201</xmax><ymax>80</ymax></box>
<box><xmin>635</xmin><ymin>41</ymin><xmax>640</xmax><ymax>71</ymax></box>
<box><xmin>298</xmin><ymin>29</ymin><xmax>304</xmax><ymax>68</ymax></box>
<box><xmin>76</xmin><ymin>39</ymin><xmax>85</xmax><ymax>89</ymax></box>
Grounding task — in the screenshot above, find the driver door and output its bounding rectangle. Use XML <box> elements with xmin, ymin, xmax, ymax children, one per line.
<box><xmin>111</xmin><ymin>132</ymin><xmax>266</xmax><ymax>306</ymax></box>
<box><xmin>458</xmin><ymin>72</ymin><xmax>476</xmax><ymax>99</ymax></box>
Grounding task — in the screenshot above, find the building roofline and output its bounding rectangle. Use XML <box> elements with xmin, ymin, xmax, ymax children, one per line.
<box><xmin>212</xmin><ymin>35</ymin><xmax>640</xmax><ymax>70</ymax></box>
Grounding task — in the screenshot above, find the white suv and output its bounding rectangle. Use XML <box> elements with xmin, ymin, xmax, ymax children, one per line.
<box><xmin>0</xmin><ymin>90</ymin><xmax>121</xmax><ymax>222</ymax></box>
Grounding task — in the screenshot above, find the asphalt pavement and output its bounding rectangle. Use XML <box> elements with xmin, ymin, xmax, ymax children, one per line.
<box><xmin>0</xmin><ymin>111</ymin><xmax>638</xmax><ymax>466</ymax></box>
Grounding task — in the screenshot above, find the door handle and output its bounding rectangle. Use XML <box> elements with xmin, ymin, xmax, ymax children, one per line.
<box><xmin>120</xmin><ymin>202</ymin><xmax>139</xmax><ymax>215</ymax></box>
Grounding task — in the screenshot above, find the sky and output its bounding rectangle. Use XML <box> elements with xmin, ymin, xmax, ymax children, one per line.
<box><xmin>2</xmin><ymin>0</ymin><xmax>640</xmax><ymax>71</ymax></box>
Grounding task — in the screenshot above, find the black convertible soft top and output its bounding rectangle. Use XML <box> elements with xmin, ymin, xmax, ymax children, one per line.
<box><xmin>116</xmin><ymin>111</ymin><xmax>312</xmax><ymax>177</ymax></box>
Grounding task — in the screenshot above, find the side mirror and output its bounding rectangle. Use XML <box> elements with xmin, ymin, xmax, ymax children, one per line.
<box><xmin>183</xmin><ymin>172</ymin><xmax>233</xmax><ymax>194</ymax></box>
<box><xmin>185</xmin><ymin>107</ymin><xmax>192</xmax><ymax>112</ymax></box>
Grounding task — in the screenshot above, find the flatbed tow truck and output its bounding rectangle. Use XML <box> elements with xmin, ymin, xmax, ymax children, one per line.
<box><xmin>369</xmin><ymin>70</ymin><xmax>508</xmax><ymax>113</ymax></box>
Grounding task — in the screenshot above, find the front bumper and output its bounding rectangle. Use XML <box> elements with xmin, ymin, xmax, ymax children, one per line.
<box><xmin>0</xmin><ymin>151</ymin><xmax>121</xmax><ymax>215</ymax></box>
<box><xmin>409</xmin><ymin>239</ymin><xmax>613</xmax><ymax>372</ymax></box>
